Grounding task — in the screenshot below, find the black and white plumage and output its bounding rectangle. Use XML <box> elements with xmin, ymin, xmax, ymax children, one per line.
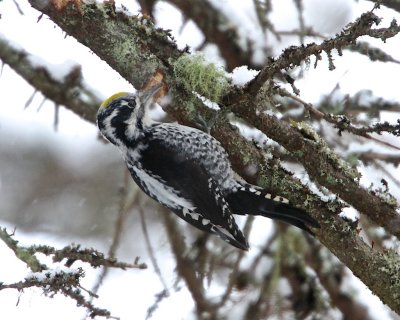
<box><xmin>97</xmin><ymin>86</ymin><xmax>319</xmax><ymax>250</ymax></box>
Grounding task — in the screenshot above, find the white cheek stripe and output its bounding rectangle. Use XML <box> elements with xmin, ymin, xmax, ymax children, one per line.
<box><xmin>125</xmin><ymin>116</ymin><xmax>138</xmax><ymax>140</ymax></box>
<box><xmin>125</xmin><ymin>102</ymin><xmax>141</xmax><ymax>140</ymax></box>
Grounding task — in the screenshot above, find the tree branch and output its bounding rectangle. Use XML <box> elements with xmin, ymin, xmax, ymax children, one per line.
<box><xmin>0</xmin><ymin>36</ymin><xmax>100</xmax><ymax>122</ymax></box>
<box><xmin>243</xmin><ymin>10</ymin><xmax>399</xmax><ymax>95</ymax></box>
<box><xmin>0</xmin><ymin>227</ymin><xmax>145</xmax><ymax>318</ymax></box>
<box><xmin>366</xmin><ymin>0</ymin><xmax>400</xmax><ymax>13</ymax></box>
<box><xmin>281</xmin><ymin>89</ymin><xmax>400</xmax><ymax>144</ymax></box>
<box><xmin>162</xmin><ymin>210</ymin><xmax>215</xmax><ymax>317</ymax></box>
<box><xmin>26</xmin><ymin>0</ymin><xmax>400</xmax><ymax>314</ymax></box>
<box><xmin>166</xmin><ymin>0</ymin><xmax>253</xmax><ymax>70</ymax></box>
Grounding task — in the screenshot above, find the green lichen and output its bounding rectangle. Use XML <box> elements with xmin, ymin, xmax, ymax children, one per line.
<box><xmin>326</xmin><ymin>175</ymin><xmax>337</xmax><ymax>185</ymax></box>
<box><xmin>257</xmin><ymin>174</ymin><xmax>270</xmax><ymax>188</ymax></box>
<box><xmin>173</xmin><ymin>54</ymin><xmax>230</xmax><ymax>103</ymax></box>
<box><xmin>291</xmin><ymin>120</ymin><xmax>321</xmax><ymax>143</ymax></box>
<box><xmin>326</xmin><ymin>199</ymin><xmax>342</xmax><ymax>212</ymax></box>
<box><xmin>0</xmin><ymin>228</ymin><xmax>43</xmax><ymax>272</ymax></box>
<box><xmin>341</xmin><ymin>224</ymin><xmax>353</xmax><ymax>234</ymax></box>
<box><xmin>291</xmin><ymin>121</ymin><xmax>362</xmax><ymax>182</ymax></box>
<box><xmin>380</xmin><ymin>249</ymin><xmax>400</xmax><ymax>291</ymax></box>
<box><xmin>345</xmin><ymin>153</ymin><xmax>360</xmax><ymax>167</ymax></box>
<box><xmin>374</xmin><ymin>188</ymin><xmax>398</xmax><ymax>207</ymax></box>
<box><xmin>302</xmin><ymin>194</ymin><xmax>316</xmax><ymax>208</ymax></box>
<box><xmin>168</xmin><ymin>88</ymin><xmax>198</xmax><ymax>122</ymax></box>
<box><xmin>291</xmin><ymin>150</ymin><xmax>304</xmax><ymax>158</ymax></box>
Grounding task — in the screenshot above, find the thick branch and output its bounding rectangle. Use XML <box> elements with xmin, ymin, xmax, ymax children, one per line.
<box><xmin>221</xmin><ymin>11</ymin><xmax>400</xmax><ymax>234</ymax></box>
<box><xmin>30</xmin><ymin>0</ymin><xmax>182</xmax><ymax>90</ymax></box>
<box><xmin>167</xmin><ymin>0</ymin><xmax>252</xmax><ymax>70</ymax></box>
<box><xmin>27</xmin><ymin>0</ymin><xmax>400</xmax><ymax>314</ymax></box>
<box><xmin>224</xmin><ymin>92</ymin><xmax>400</xmax><ymax>236</ymax></box>
<box><xmin>0</xmin><ymin>36</ymin><xmax>100</xmax><ymax>122</ymax></box>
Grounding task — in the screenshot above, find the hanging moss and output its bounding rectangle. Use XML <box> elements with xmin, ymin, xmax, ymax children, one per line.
<box><xmin>173</xmin><ymin>54</ymin><xmax>230</xmax><ymax>103</ymax></box>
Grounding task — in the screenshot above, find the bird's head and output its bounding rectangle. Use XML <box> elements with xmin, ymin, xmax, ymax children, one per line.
<box><xmin>97</xmin><ymin>85</ymin><xmax>161</xmax><ymax>146</ymax></box>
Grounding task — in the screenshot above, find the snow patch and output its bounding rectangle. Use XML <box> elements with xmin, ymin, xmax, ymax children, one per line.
<box><xmin>230</xmin><ymin>66</ymin><xmax>259</xmax><ymax>87</ymax></box>
<box><xmin>28</xmin><ymin>55</ymin><xmax>79</xmax><ymax>83</ymax></box>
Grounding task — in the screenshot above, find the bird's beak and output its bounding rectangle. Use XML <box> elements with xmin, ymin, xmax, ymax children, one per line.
<box><xmin>139</xmin><ymin>83</ymin><xmax>162</xmax><ymax>105</ymax></box>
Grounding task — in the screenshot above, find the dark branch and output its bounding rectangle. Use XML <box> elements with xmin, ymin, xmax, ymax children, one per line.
<box><xmin>167</xmin><ymin>0</ymin><xmax>253</xmax><ymax>71</ymax></box>
<box><xmin>349</xmin><ymin>41</ymin><xmax>400</xmax><ymax>64</ymax></box>
<box><xmin>0</xmin><ymin>227</ymin><xmax>145</xmax><ymax>318</ymax></box>
<box><xmin>0</xmin><ymin>37</ymin><xmax>101</xmax><ymax>122</ymax></box>
<box><xmin>26</xmin><ymin>0</ymin><xmax>400</xmax><ymax>314</ymax></box>
<box><xmin>366</xmin><ymin>0</ymin><xmax>400</xmax><ymax>12</ymax></box>
<box><xmin>244</xmin><ymin>10</ymin><xmax>399</xmax><ymax>95</ymax></box>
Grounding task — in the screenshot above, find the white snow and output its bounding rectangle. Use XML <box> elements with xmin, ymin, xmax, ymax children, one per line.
<box><xmin>230</xmin><ymin>66</ymin><xmax>259</xmax><ymax>87</ymax></box>
<box><xmin>28</xmin><ymin>54</ymin><xmax>80</xmax><ymax>83</ymax></box>
<box><xmin>0</xmin><ymin>0</ymin><xmax>400</xmax><ymax>319</ymax></box>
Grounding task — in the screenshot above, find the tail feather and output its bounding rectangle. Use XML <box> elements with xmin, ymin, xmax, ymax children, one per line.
<box><xmin>226</xmin><ymin>186</ymin><xmax>320</xmax><ymax>234</ymax></box>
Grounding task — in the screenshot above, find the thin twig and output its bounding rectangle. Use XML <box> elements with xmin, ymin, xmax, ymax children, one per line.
<box><xmin>217</xmin><ymin>216</ymin><xmax>254</xmax><ymax>307</ymax></box>
<box><xmin>162</xmin><ymin>210</ymin><xmax>215</xmax><ymax>316</ymax></box>
<box><xmin>24</xmin><ymin>90</ymin><xmax>37</xmax><ymax>109</ymax></box>
<box><xmin>12</xmin><ymin>0</ymin><xmax>24</xmax><ymax>15</ymax></box>
<box><xmin>284</xmin><ymin>90</ymin><xmax>400</xmax><ymax>150</ymax></box>
<box><xmin>139</xmin><ymin>204</ymin><xmax>169</xmax><ymax>292</ymax></box>
<box><xmin>90</xmin><ymin>170</ymin><xmax>138</xmax><ymax>297</ymax></box>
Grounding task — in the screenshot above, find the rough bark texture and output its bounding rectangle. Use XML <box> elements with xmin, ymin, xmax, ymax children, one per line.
<box><xmin>24</xmin><ymin>0</ymin><xmax>400</xmax><ymax>315</ymax></box>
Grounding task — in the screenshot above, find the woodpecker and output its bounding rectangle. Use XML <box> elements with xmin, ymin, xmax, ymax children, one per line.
<box><xmin>97</xmin><ymin>85</ymin><xmax>319</xmax><ymax>250</ymax></box>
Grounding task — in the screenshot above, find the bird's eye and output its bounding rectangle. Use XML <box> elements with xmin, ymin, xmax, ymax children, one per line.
<box><xmin>125</xmin><ymin>100</ymin><xmax>135</xmax><ymax>109</ymax></box>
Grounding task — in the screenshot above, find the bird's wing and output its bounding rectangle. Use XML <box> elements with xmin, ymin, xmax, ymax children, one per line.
<box><xmin>128</xmin><ymin>135</ymin><xmax>248</xmax><ymax>250</ymax></box>
<box><xmin>169</xmin><ymin>206</ymin><xmax>248</xmax><ymax>250</ymax></box>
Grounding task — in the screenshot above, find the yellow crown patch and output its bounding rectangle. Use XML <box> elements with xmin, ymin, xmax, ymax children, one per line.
<box><xmin>100</xmin><ymin>92</ymin><xmax>129</xmax><ymax>109</ymax></box>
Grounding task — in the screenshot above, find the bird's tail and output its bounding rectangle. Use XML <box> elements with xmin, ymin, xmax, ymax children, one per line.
<box><xmin>225</xmin><ymin>186</ymin><xmax>320</xmax><ymax>234</ymax></box>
